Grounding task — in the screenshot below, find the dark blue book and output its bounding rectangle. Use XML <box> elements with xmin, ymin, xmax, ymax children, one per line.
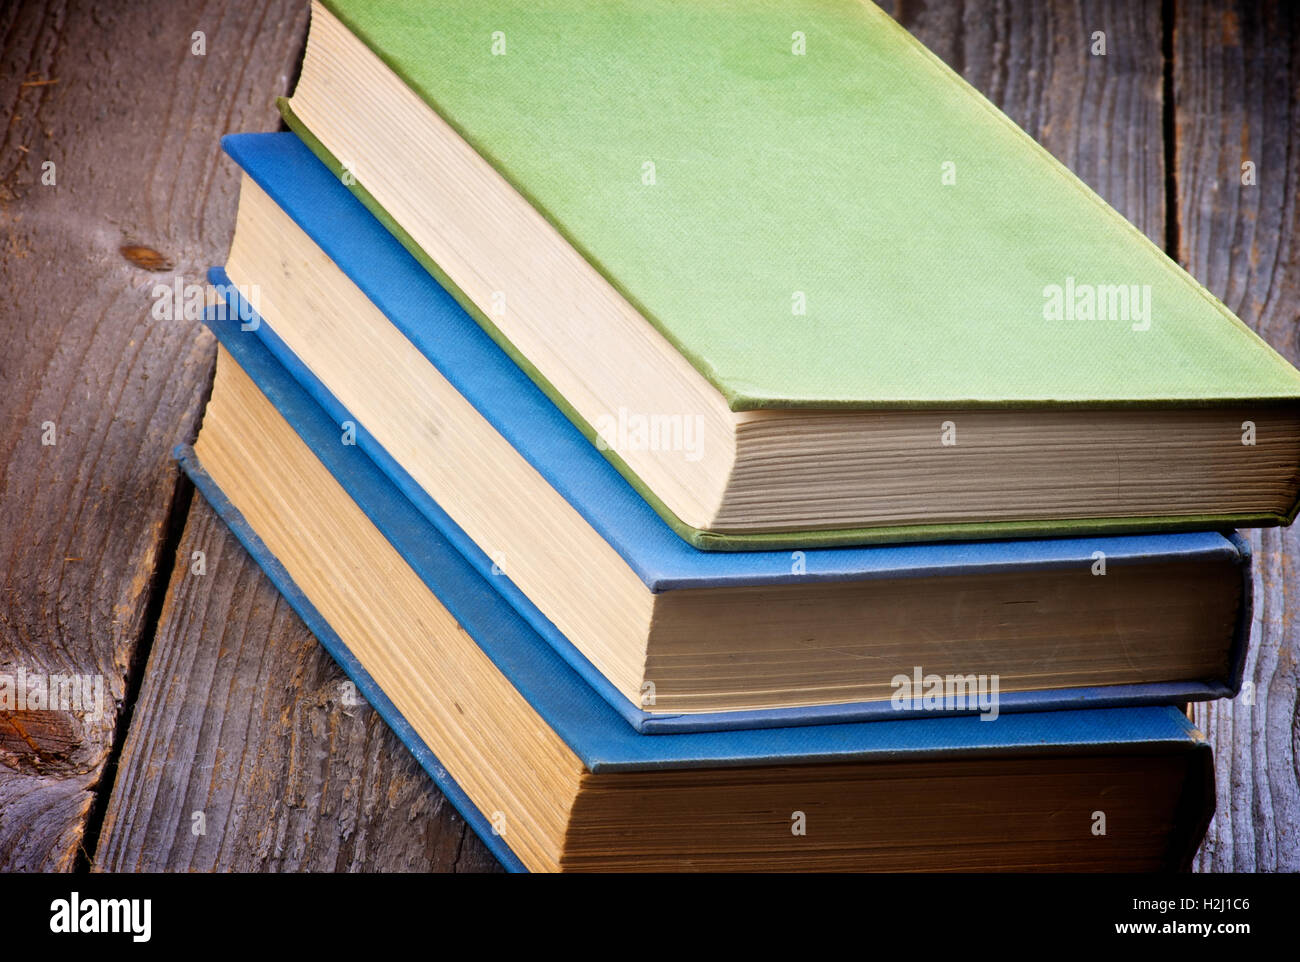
<box><xmin>180</xmin><ymin>306</ymin><xmax>1215</xmax><ymax>871</ymax></box>
<box><xmin>210</xmin><ymin>131</ymin><xmax>1252</xmax><ymax>733</ymax></box>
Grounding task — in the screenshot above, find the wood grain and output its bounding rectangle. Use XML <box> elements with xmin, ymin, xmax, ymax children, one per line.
<box><xmin>0</xmin><ymin>0</ymin><xmax>307</xmax><ymax>870</ymax></box>
<box><xmin>92</xmin><ymin>496</ymin><xmax>500</xmax><ymax>872</ymax></box>
<box><xmin>1178</xmin><ymin>0</ymin><xmax>1300</xmax><ymax>873</ymax></box>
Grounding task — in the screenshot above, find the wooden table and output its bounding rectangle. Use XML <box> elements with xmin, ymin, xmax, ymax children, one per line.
<box><xmin>2</xmin><ymin>0</ymin><xmax>1296</xmax><ymax>872</ymax></box>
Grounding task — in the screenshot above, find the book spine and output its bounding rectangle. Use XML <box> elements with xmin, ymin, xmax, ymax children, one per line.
<box><xmin>1225</xmin><ymin>529</ymin><xmax>1255</xmax><ymax>696</ymax></box>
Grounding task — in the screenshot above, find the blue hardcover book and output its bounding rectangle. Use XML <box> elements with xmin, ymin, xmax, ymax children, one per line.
<box><xmin>214</xmin><ymin>132</ymin><xmax>1252</xmax><ymax>733</ymax></box>
<box><xmin>180</xmin><ymin>308</ymin><xmax>1215</xmax><ymax>871</ymax></box>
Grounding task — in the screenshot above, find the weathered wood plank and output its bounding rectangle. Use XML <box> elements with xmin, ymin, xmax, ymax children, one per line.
<box><xmin>92</xmin><ymin>497</ymin><xmax>500</xmax><ymax>871</ymax></box>
<box><xmin>1177</xmin><ymin>0</ymin><xmax>1300</xmax><ymax>873</ymax></box>
<box><xmin>0</xmin><ymin>0</ymin><xmax>308</xmax><ymax>871</ymax></box>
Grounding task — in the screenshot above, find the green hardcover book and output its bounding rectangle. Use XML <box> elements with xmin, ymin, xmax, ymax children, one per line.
<box><xmin>277</xmin><ymin>0</ymin><xmax>1300</xmax><ymax>550</ymax></box>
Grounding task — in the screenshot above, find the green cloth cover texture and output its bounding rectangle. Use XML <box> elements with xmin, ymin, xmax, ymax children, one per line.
<box><xmin>313</xmin><ymin>0</ymin><xmax>1300</xmax><ymax>411</ymax></box>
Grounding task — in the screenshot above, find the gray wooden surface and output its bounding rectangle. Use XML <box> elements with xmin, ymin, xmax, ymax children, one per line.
<box><xmin>1178</xmin><ymin>0</ymin><xmax>1300</xmax><ymax>872</ymax></box>
<box><xmin>1</xmin><ymin>0</ymin><xmax>1295</xmax><ymax>871</ymax></box>
<box><xmin>0</xmin><ymin>0</ymin><xmax>311</xmax><ymax>871</ymax></box>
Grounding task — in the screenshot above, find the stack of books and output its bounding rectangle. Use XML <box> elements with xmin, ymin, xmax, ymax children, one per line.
<box><xmin>184</xmin><ymin>1</ymin><xmax>1300</xmax><ymax>870</ymax></box>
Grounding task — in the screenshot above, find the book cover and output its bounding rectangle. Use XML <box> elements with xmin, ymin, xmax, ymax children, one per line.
<box><xmin>276</xmin><ymin>1</ymin><xmax>1300</xmax><ymax>548</ymax></box>
<box><xmin>290</xmin><ymin>0</ymin><xmax>1300</xmax><ymax>412</ymax></box>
